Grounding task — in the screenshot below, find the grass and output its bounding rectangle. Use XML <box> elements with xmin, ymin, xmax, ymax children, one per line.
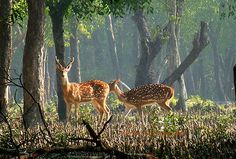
<box><xmin>1</xmin><ymin>98</ymin><xmax>236</xmax><ymax>158</ymax></box>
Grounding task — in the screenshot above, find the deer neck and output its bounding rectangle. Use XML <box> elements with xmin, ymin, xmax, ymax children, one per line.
<box><xmin>114</xmin><ymin>86</ymin><xmax>126</xmax><ymax>102</ymax></box>
<box><xmin>61</xmin><ymin>76</ymin><xmax>70</xmax><ymax>87</ymax></box>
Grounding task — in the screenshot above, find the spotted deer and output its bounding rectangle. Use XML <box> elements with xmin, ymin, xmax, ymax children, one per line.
<box><xmin>109</xmin><ymin>79</ymin><xmax>174</xmax><ymax>122</ymax></box>
<box><xmin>55</xmin><ymin>57</ymin><xmax>110</xmax><ymax>123</ymax></box>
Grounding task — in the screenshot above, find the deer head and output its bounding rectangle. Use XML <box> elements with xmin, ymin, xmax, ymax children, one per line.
<box><xmin>55</xmin><ymin>56</ymin><xmax>74</xmax><ymax>85</ymax></box>
<box><xmin>109</xmin><ymin>79</ymin><xmax>120</xmax><ymax>92</ymax></box>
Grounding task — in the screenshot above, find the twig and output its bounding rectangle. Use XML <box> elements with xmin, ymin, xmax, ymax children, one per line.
<box><xmin>0</xmin><ymin>111</ymin><xmax>20</xmax><ymax>158</ymax></box>
<box><xmin>0</xmin><ymin>68</ymin><xmax>54</xmax><ymax>145</ymax></box>
<box><xmin>98</xmin><ymin>115</ymin><xmax>113</xmax><ymax>137</ymax></box>
<box><xmin>18</xmin><ymin>74</ymin><xmax>54</xmax><ymax>144</ymax></box>
<box><xmin>82</xmin><ymin>116</ymin><xmax>113</xmax><ymax>148</ymax></box>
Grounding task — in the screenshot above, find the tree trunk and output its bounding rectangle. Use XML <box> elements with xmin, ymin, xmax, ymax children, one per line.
<box><xmin>133</xmin><ymin>10</ymin><xmax>166</xmax><ymax>86</ymax></box>
<box><xmin>48</xmin><ymin>0</ymin><xmax>72</xmax><ymax>122</ymax></box>
<box><xmin>0</xmin><ymin>0</ymin><xmax>12</xmax><ymax>121</ymax></box>
<box><xmin>208</xmin><ymin>23</ymin><xmax>227</xmax><ymax>101</ymax></box>
<box><xmin>44</xmin><ymin>49</ymin><xmax>50</xmax><ymax>102</ymax></box>
<box><xmin>69</xmin><ymin>17</ymin><xmax>81</xmax><ymax>82</ymax></box>
<box><xmin>163</xmin><ymin>22</ymin><xmax>209</xmax><ymax>86</ymax></box>
<box><xmin>23</xmin><ymin>0</ymin><xmax>45</xmax><ymax>128</ymax></box>
<box><xmin>105</xmin><ymin>15</ymin><xmax>121</xmax><ymax>79</ymax></box>
<box><xmin>166</xmin><ymin>0</ymin><xmax>178</xmax><ymax>76</ymax></box>
<box><xmin>234</xmin><ymin>64</ymin><xmax>236</xmax><ymax>103</ymax></box>
<box><xmin>48</xmin><ymin>47</ymin><xmax>56</xmax><ymax>98</ymax></box>
<box><xmin>92</xmin><ymin>29</ymin><xmax>105</xmax><ymax>68</ymax></box>
<box><xmin>199</xmin><ymin>57</ymin><xmax>206</xmax><ymax>98</ymax></box>
<box><xmin>174</xmin><ymin>0</ymin><xmax>187</xmax><ymax>111</ymax></box>
<box><xmin>184</xmin><ymin>66</ymin><xmax>196</xmax><ymax>95</ymax></box>
<box><xmin>166</xmin><ymin>0</ymin><xmax>186</xmax><ymax>111</ymax></box>
<box><xmin>13</xmin><ymin>26</ymin><xmax>25</xmax><ymax>52</ymax></box>
<box><xmin>50</xmin><ymin>12</ymin><xmax>66</xmax><ymax>122</ymax></box>
<box><xmin>223</xmin><ymin>48</ymin><xmax>235</xmax><ymax>100</ymax></box>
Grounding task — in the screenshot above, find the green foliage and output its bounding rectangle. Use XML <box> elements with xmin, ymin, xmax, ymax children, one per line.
<box><xmin>99</xmin><ymin>0</ymin><xmax>153</xmax><ymax>17</ymax></box>
<box><xmin>77</xmin><ymin>23</ymin><xmax>92</xmax><ymax>39</ymax></box>
<box><xmin>151</xmin><ymin>112</ymin><xmax>187</xmax><ymax>132</ymax></box>
<box><xmin>219</xmin><ymin>0</ymin><xmax>236</xmax><ymax>19</ymax></box>
<box><xmin>107</xmin><ymin>94</ymin><xmax>123</xmax><ymax>111</ymax></box>
<box><xmin>67</xmin><ymin>0</ymin><xmax>153</xmax><ymax>21</ymax></box>
<box><xmin>186</xmin><ymin>95</ymin><xmax>223</xmax><ymax>112</ymax></box>
<box><xmin>11</xmin><ymin>0</ymin><xmax>27</xmax><ymax>26</ymax></box>
<box><xmin>79</xmin><ymin>104</ymin><xmax>94</xmax><ymax>121</ymax></box>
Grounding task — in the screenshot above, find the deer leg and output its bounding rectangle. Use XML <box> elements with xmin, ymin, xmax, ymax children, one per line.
<box><xmin>159</xmin><ymin>102</ymin><xmax>172</xmax><ymax>112</ymax></box>
<box><xmin>124</xmin><ymin>108</ymin><xmax>132</xmax><ymax>118</ymax></box>
<box><xmin>66</xmin><ymin>104</ymin><xmax>72</xmax><ymax>122</ymax></box>
<box><xmin>101</xmin><ymin>98</ymin><xmax>110</xmax><ymax>121</ymax></box>
<box><xmin>137</xmin><ymin>107</ymin><xmax>145</xmax><ymax>124</ymax></box>
<box><xmin>165</xmin><ymin>99</ymin><xmax>173</xmax><ymax>110</ymax></box>
<box><xmin>93</xmin><ymin>101</ymin><xmax>105</xmax><ymax>124</ymax></box>
<box><xmin>98</xmin><ymin>109</ymin><xmax>105</xmax><ymax>124</ymax></box>
<box><xmin>75</xmin><ymin>104</ymin><xmax>80</xmax><ymax>121</ymax></box>
<box><xmin>104</xmin><ymin>105</ymin><xmax>110</xmax><ymax>120</ymax></box>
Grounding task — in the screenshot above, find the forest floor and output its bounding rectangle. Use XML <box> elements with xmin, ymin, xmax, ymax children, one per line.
<box><xmin>1</xmin><ymin>97</ymin><xmax>236</xmax><ymax>158</ymax></box>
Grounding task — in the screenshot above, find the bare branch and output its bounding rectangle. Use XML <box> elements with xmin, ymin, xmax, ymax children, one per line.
<box><xmin>98</xmin><ymin>116</ymin><xmax>113</xmax><ymax>137</ymax></box>
<box><xmin>163</xmin><ymin>21</ymin><xmax>209</xmax><ymax>86</ymax></box>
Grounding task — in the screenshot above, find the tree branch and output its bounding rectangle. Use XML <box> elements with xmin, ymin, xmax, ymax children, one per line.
<box><xmin>82</xmin><ymin>116</ymin><xmax>113</xmax><ymax>148</ymax></box>
<box><xmin>162</xmin><ymin>21</ymin><xmax>209</xmax><ymax>86</ymax></box>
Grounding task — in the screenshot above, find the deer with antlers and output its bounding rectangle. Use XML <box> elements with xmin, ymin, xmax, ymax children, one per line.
<box><xmin>55</xmin><ymin>57</ymin><xmax>110</xmax><ymax>123</ymax></box>
<box><xmin>109</xmin><ymin>79</ymin><xmax>174</xmax><ymax>123</ymax></box>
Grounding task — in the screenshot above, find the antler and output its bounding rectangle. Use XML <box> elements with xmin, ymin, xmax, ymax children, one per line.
<box><xmin>65</xmin><ymin>57</ymin><xmax>74</xmax><ymax>71</ymax></box>
<box><xmin>55</xmin><ymin>56</ymin><xmax>64</xmax><ymax>70</ymax></box>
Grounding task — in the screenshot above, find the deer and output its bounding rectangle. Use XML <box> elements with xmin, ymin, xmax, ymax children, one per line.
<box><xmin>109</xmin><ymin>79</ymin><xmax>174</xmax><ymax>123</ymax></box>
<box><xmin>55</xmin><ymin>57</ymin><xmax>110</xmax><ymax>124</ymax></box>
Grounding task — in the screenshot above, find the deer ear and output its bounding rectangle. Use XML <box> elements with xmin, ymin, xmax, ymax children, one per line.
<box><xmin>115</xmin><ymin>79</ymin><xmax>120</xmax><ymax>83</ymax></box>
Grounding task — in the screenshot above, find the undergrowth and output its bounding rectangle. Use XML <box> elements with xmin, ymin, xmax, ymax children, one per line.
<box><xmin>0</xmin><ymin>96</ymin><xmax>236</xmax><ymax>158</ymax></box>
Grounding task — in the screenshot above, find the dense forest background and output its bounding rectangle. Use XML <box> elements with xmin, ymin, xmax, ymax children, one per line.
<box><xmin>10</xmin><ymin>0</ymin><xmax>235</xmax><ymax>102</ymax></box>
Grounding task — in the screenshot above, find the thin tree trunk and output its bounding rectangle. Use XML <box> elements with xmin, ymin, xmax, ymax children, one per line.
<box><xmin>184</xmin><ymin>67</ymin><xmax>195</xmax><ymax>95</ymax></box>
<box><xmin>44</xmin><ymin>49</ymin><xmax>50</xmax><ymax>102</ymax></box>
<box><xmin>0</xmin><ymin>0</ymin><xmax>12</xmax><ymax>121</ymax></box>
<box><xmin>49</xmin><ymin>0</ymin><xmax>73</xmax><ymax>122</ymax></box>
<box><xmin>132</xmin><ymin>26</ymin><xmax>140</xmax><ymax>61</ymax></box>
<box><xmin>92</xmin><ymin>29</ymin><xmax>104</xmax><ymax>69</ymax></box>
<box><xmin>69</xmin><ymin>17</ymin><xmax>81</xmax><ymax>82</ymax></box>
<box><xmin>50</xmin><ymin>13</ymin><xmax>66</xmax><ymax>121</ymax></box>
<box><xmin>48</xmin><ymin>47</ymin><xmax>56</xmax><ymax>98</ymax></box>
<box><xmin>199</xmin><ymin>57</ymin><xmax>206</xmax><ymax>98</ymax></box>
<box><xmin>194</xmin><ymin>60</ymin><xmax>202</xmax><ymax>93</ymax></box>
<box><xmin>208</xmin><ymin>23</ymin><xmax>226</xmax><ymax>101</ymax></box>
<box><xmin>105</xmin><ymin>15</ymin><xmax>121</xmax><ymax>79</ymax></box>
<box><xmin>223</xmin><ymin>48</ymin><xmax>235</xmax><ymax>100</ymax></box>
<box><xmin>13</xmin><ymin>26</ymin><xmax>26</xmax><ymax>52</ymax></box>
<box><xmin>166</xmin><ymin>0</ymin><xmax>177</xmax><ymax>76</ymax></box>
<box><xmin>234</xmin><ymin>64</ymin><xmax>236</xmax><ymax>103</ymax></box>
<box><xmin>166</xmin><ymin>0</ymin><xmax>187</xmax><ymax>111</ymax></box>
<box><xmin>175</xmin><ymin>0</ymin><xmax>187</xmax><ymax>111</ymax></box>
<box><xmin>23</xmin><ymin>0</ymin><xmax>45</xmax><ymax>128</ymax></box>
